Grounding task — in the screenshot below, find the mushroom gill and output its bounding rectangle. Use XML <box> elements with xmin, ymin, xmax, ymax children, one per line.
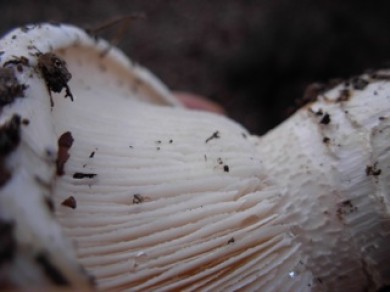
<box><xmin>0</xmin><ymin>23</ymin><xmax>389</xmax><ymax>291</ymax></box>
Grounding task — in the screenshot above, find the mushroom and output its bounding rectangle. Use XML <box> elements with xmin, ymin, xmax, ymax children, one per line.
<box><xmin>0</xmin><ymin>23</ymin><xmax>389</xmax><ymax>291</ymax></box>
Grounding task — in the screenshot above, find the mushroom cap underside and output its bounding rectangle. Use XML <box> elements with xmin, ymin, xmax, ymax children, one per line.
<box><xmin>0</xmin><ymin>23</ymin><xmax>390</xmax><ymax>291</ymax></box>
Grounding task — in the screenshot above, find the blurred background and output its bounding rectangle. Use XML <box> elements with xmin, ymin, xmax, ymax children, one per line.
<box><xmin>0</xmin><ymin>0</ymin><xmax>389</xmax><ymax>134</ymax></box>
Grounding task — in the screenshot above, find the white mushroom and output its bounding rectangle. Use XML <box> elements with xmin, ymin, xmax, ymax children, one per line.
<box><xmin>0</xmin><ymin>23</ymin><xmax>389</xmax><ymax>291</ymax></box>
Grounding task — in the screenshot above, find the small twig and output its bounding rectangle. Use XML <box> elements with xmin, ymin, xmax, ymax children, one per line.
<box><xmin>85</xmin><ymin>13</ymin><xmax>146</xmax><ymax>36</ymax></box>
<box><xmin>85</xmin><ymin>14</ymin><xmax>146</xmax><ymax>57</ymax></box>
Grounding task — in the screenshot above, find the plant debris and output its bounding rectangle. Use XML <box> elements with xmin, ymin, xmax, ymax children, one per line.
<box><xmin>205</xmin><ymin>131</ymin><xmax>220</xmax><ymax>143</ymax></box>
<box><xmin>73</xmin><ymin>172</ymin><xmax>97</xmax><ymax>179</ymax></box>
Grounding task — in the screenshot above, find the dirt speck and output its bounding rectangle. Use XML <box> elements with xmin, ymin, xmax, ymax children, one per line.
<box><xmin>227</xmin><ymin>237</ymin><xmax>235</xmax><ymax>244</ymax></box>
<box><xmin>336</xmin><ymin>200</ymin><xmax>357</xmax><ymax>221</ymax></box>
<box><xmin>320</xmin><ymin>113</ymin><xmax>331</xmax><ymax>125</ymax></box>
<box><xmin>61</xmin><ymin>196</ymin><xmax>77</xmax><ymax>209</ymax></box>
<box><xmin>133</xmin><ymin>194</ymin><xmax>144</xmax><ymax>204</ymax></box>
<box><xmin>366</xmin><ymin>163</ymin><xmax>381</xmax><ymax>176</ymax></box>
<box><xmin>336</xmin><ymin>89</ymin><xmax>351</xmax><ymax>102</ymax></box>
<box><xmin>56</xmin><ymin>132</ymin><xmax>74</xmax><ymax>176</ymax></box>
<box><xmin>21</xmin><ymin>118</ymin><xmax>30</xmax><ymax>125</ymax></box>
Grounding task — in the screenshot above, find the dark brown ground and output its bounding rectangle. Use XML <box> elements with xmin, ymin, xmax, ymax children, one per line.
<box><xmin>1</xmin><ymin>0</ymin><xmax>389</xmax><ymax>134</ymax></box>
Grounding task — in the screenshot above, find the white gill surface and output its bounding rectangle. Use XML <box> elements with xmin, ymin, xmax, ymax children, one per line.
<box><xmin>52</xmin><ymin>41</ymin><xmax>311</xmax><ymax>291</ymax></box>
<box><xmin>0</xmin><ymin>23</ymin><xmax>179</xmax><ymax>289</ymax></box>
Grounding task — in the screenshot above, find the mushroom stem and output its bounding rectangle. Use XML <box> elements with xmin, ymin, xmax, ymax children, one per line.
<box><xmin>257</xmin><ymin>76</ymin><xmax>390</xmax><ymax>289</ymax></box>
<box><xmin>0</xmin><ymin>23</ymin><xmax>389</xmax><ymax>291</ymax></box>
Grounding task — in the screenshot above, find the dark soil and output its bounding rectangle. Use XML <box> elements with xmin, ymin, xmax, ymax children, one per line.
<box><xmin>1</xmin><ymin>0</ymin><xmax>389</xmax><ymax>134</ymax></box>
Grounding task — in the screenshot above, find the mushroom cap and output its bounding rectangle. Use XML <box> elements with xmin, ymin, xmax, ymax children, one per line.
<box><xmin>0</xmin><ymin>23</ymin><xmax>389</xmax><ymax>291</ymax></box>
